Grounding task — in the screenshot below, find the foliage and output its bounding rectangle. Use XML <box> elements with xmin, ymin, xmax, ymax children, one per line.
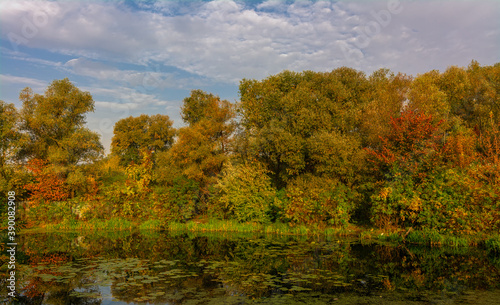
<box><xmin>0</xmin><ymin>100</ymin><xmax>21</xmax><ymax>179</ymax></box>
<box><xmin>158</xmin><ymin>176</ymin><xmax>199</xmax><ymax>222</ymax></box>
<box><xmin>181</xmin><ymin>89</ymin><xmax>234</xmax><ymax>126</ymax></box>
<box><xmin>370</xmin><ymin>164</ymin><xmax>500</xmax><ymax>234</ymax></box>
<box><xmin>366</xmin><ymin>107</ymin><xmax>499</xmax><ymax>233</ymax></box>
<box><xmin>360</xmin><ymin>69</ymin><xmax>412</xmax><ymax>147</ymax></box>
<box><xmin>8</xmin><ymin>62</ymin><xmax>500</xmax><ymax>235</ymax></box>
<box><xmin>282</xmin><ymin>174</ymin><xmax>356</xmax><ymax>227</ymax></box>
<box><xmin>167</xmin><ymin>90</ymin><xmax>236</xmax><ymax>211</ymax></box>
<box><xmin>369</xmin><ymin>169</ymin><xmax>420</xmax><ymax>228</ymax></box>
<box><xmin>419</xmin><ymin>169</ymin><xmax>500</xmax><ymax>234</ymax></box>
<box><xmin>169</xmin><ymin>122</ymin><xmax>228</xmax><ymax>185</ymax></box>
<box><xmin>214</xmin><ymin>161</ymin><xmax>278</xmax><ymax>223</ymax></box>
<box><xmin>111</xmin><ymin>114</ymin><xmax>175</xmax><ymax>166</ymax></box>
<box><xmin>25</xmin><ymin>199</ymin><xmax>76</xmax><ymax>225</ymax></box>
<box><xmin>485</xmin><ymin>236</ymin><xmax>500</xmax><ymax>254</ymax></box>
<box><xmin>18</xmin><ymin>78</ymin><xmax>103</xmax><ymax>165</ymax></box>
<box><xmin>442</xmin><ymin>128</ymin><xmax>478</xmax><ymax>168</ymax></box>
<box><xmin>24</xmin><ymin>159</ymin><xmax>69</xmax><ymax>206</ymax></box>
<box><xmin>239</xmin><ymin>69</ymin><xmax>370</xmax><ymax>187</ymax></box>
<box><xmin>366</xmin><ymin>109</ymin><xmax>444</xmax><ymax>181</ymax></box>
<box><xmin>124</xmin><ymin>149</ymin><xmax>153</xmax><ymax>194</ymax></box>
<box><xmin>407</xmin><ymin>70</ymin><xmax>450</xmax><ymax>124</ymax></box>
<box><xmin>459</xmin><ymin>61</ymin><xmax>500</xmax><ymax>133</ymax></box>
<box><xmin>13</xmin><ymin>79</ymin><xmax>104</xmax><ymax>225</ymax></box>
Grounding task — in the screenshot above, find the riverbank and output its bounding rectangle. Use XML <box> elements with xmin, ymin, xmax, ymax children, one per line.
<box><xmin>18</xmin><ymin>217</ymin><xmax>500</xmax><ymax>254</ymax></box>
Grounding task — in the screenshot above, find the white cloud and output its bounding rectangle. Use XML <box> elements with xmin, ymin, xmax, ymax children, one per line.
<box><xmin>85</xmin><ymin>85</ymin><xmax>176</xmax><ymax>109</ymax></box>
<box><xmin>0</xmin><ymin>74</ymin><xmax>47</xmax><ymax>88</ymax></box>
<box><xmin>64</xmin><ymin>58</ymin><xmax>118</xmax><ymax>79</ymax></box>
<box><xmin>63</xmin><ymin>57</ymin><xmax>210</xmax><ymax>90</ymax></box>
<box><xmin>1</xmin><ymin>0</ymin><xmax>498</xmax><ymax>83</ymax></box>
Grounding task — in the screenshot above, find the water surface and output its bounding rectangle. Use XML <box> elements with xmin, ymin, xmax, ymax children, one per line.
<box><xmin>3</xmin><ymin>230</ymin><xmax>500</xmax><ymax>304</ymax></box>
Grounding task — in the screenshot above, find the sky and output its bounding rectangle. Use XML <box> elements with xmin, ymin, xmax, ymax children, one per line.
<box><xmin>1</xmin><ymin>0</ymin><xmax>499</xmax><ymax>154</ymax></box>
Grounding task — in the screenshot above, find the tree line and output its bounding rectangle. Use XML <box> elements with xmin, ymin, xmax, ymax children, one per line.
<box><xmin>1</xmin><ymin>60</ymin><xmax>500</xmax><ymax>234</ymax></box>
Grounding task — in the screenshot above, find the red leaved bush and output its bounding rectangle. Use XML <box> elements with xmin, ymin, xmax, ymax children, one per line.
<box><xmin>366</xmin><ymin>110</ymin><xmax>444</xmax><ymax>178</ymax></box>
<box><xmin>24</xmin><ymin>159</ymin><xmax>69</xmax><ymax>206</ymax></box>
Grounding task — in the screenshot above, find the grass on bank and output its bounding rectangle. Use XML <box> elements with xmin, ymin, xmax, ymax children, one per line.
<box><xmin>21</xmin><ymin>218</ymin><xmax>500</xmax><ymax>252</ymax></box>
<box><xmin>41</xmin><ymin>218</ymin><xmax>135</xmax><ymax>232</ymax></box>
<box><xmin>26</xmin><ymin>217</ymin><xmax>359</xmax><ymax>237</ymax></box>
<box><xmin>168</xmin><ymin>218</ymin><xmax>359</xmax><ymax>237</ymax></box>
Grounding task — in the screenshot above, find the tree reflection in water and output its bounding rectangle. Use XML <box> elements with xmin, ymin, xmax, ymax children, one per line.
<box><xmin>2</xmin><ymin>231</ymin><xmax>500</xmax><ymax>304</ymax></box>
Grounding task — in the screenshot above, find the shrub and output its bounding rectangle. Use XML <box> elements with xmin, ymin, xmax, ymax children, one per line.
<box><xmin>160</xmin><ymin>176</ymin><xmax>199</xmax><ymax>222</ymax></box>
<box><xmin>214</xmin><ymin>161</ymin><xmax>278</xmax><ymax>223</ymax></box>
<box><xmin>282</xmin><ymin>174</ymin><xmax>355</xmax><ymax>227</ymax></box>
<box><xmin>370</xmin><ymin>168</ymin><xmax>422</xmax><ymax>228</ymax></box>
<box><xmin>371</xmin><ymin>167</ymin><xmax>500</xmax><ymax>234</ymax></box>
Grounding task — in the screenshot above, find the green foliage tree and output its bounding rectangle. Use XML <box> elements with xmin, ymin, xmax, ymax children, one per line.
<box><xmin>18</xmin><ymin>78</ymin><xmax>103</xmax><ymax>165</ymax></box>
<box><xmin>283</xmin><ymin>174</ymin><xmax>355</xmax><ymax>227</ymax></box>
<box><xmin>407</xmin><ymin>70</ymin><xmax>450</xmax><ymax>124</ymax></box>
<box><xmin>360</xmin><ymin>69</ymin><xmax>412</xmax><ymax>148</ymax></box>
<box><xmin>0</xmin><ymin>100</ymin><xmax>20</xmax><ymax>180</ymax></box>
<box><xmin>111</xmin><ymin>114</ymin><xmax>175</xmax><ymax>166</ymax></box>
<box><xmin>239</xmin><ymin>69</ymin><xmax>369</xmax><ymax>187</ymax></box>
<box><xmin>463</xmin><ymin>61</ymin><xmax>500</xmax><ymax>132</ymax></box>
<box><xmin>214</xmin><ymin>161</ymin><xmax>278</xmax><ymax>223</ymax></box>
<box><xmin>162</xmin><ymin>175</ymin><xmax>199</xmax><ymax>222</ymax></box>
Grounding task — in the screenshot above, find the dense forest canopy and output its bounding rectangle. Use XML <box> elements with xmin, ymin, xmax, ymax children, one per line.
<box><xmin>1</xmin><ymin>61</ymin><xmax>500</xmax><ymax>234</ymax></box>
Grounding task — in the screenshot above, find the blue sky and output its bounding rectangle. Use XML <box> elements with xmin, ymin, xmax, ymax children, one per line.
<box><xmin>1</xmin><ymin>0</ymin><xmax>499</xmax><ymax>153</ymax></box>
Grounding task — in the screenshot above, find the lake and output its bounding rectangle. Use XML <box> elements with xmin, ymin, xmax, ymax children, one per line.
<box><xmin>3</xmin><ymin>230</ymin><xmax>500</xmax><ymax>304</ymax></box>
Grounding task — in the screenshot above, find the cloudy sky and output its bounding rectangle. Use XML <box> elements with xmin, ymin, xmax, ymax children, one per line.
<box><xmin>1</xmin><ymin>0</ymin><xmax>499</xmax><ymax>153</ymax></box>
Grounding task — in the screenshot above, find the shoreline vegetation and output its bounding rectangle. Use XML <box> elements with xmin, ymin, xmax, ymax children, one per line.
<box><xmin>18</xmin><ymin>218</ymin><xmax>500</xmax><ymax>254</ymax></box>
<box><xmin>2</xmin><ymin>61</ymin><xmax>500</xmax><ymax>255</ymax></box>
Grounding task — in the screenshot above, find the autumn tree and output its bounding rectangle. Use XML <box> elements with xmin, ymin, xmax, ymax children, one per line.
<box><xmin>0</xmin><ymin>100</ymin><xmax>31</xmax><ymax>201</ymax></box>
<box><xmin>407</xmin><ymin>70</ymin><xmax>449</xmax><ymax>124</ymax></box>
<box><xmin>433</xmin><ymin>61</ymin><xmax>500</xmax><ymax>135</ymax></box>
<box><xmin>18</xmin><ymin>78</ymin><xmax>103</xmax><ymax>165</ymax></box>
<box><xmin>17</xmin><ymin>79</ymin><xmax>103</xmax><ymax>205</ymax></box>
<box><xmin>0</xmin><ymin>100</ymin><xmax>20</xmax><ymax>180</ymax></box>
<box><xmin>111</xmin><ymin>114</ymin><xmax>175</xmax><ymax>166</ymax></box>
<box><xmin>366</xmin><ymin>110</ymin><xmax>444</xmax><ymax>179</ymax></box>
<box><xmin>169</xmin><ymin>90</ymin><xmax>235</xmax><ymax>183</ymax></box>
<box><xmin>23</xmin><ymin>159</ymin><xmax>69</xmax><ymax>206</ymax></box>
<box><xmin>439</xmin><ymin>65</ymin><xmax>471</xmax><ymax>120</ymax></box>
<box><xmin>181</xmin><ymin>89</ymin><xmax>234</xmax><ymax>127</ymax></box>
<box><xmin>360</xmin><ymin>69</ymin><xmax>412</xmax><ymax>148</ymax></box>
<box><xmin>163</xmin><ymin>90</ymin><xmax>235</xmax><ymax>210</ymax></box>
<box><xmin>365</xmin><ymin>110</ymin><xmax>446</xmax><ymax>228</ymax></box>
<box><xmin>238</xmin><ymin>69</ymin><xmax>369</xmax><ymax>187</ymax></box>
<box><xmin>463</xmin><ymin>61</ymin><xmax>500</xmax><ymax>132</ymax></box>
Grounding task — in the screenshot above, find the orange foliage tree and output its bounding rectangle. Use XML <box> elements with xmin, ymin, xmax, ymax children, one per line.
<box><xmin>366</xmin><ymin>109</ymin><xmax>444</xmax><ymax>180</ymax></box>
<box><xmin>24</xmin><ymin>159</ymin><xmax>69</xmax><ymax>206</ymax></box>
<box><xmin>169</xmin><ymin>90</ymin><xmax>235</xmax><ymax>189</ymax></box>
<box><xmin>365</xmin><ymin>110</ymin><xmax>446</xmax><ymax>228</ymax></box>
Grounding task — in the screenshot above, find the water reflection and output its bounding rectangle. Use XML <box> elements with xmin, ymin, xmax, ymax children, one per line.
<box><xmin>2</xmin><ymin>230</ymin><xmax>500</xmax><ymax>304</ymax></box>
